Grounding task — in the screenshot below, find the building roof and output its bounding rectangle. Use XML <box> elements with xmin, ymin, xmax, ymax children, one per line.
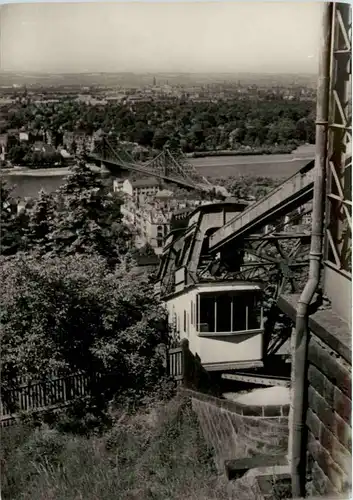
<box><xmin>156</xmin><ymin>189</ymin><xmax>174</xmax><ymax>198</ymax></box>
<box><xmin>161</xmin><ymin>279</ymin><xmax>264</xmax><ymax>301</ymax></box>
<box><xmin>131</xmin><ymin>177</ymin><xmax>160</xmax><ymax>188</ymax></box>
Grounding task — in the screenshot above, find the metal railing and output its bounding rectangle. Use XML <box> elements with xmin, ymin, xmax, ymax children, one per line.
<box><xmin>209</xmin><ymin>161</ymin><xmax>315</xmax><ymax>251</ymax></box>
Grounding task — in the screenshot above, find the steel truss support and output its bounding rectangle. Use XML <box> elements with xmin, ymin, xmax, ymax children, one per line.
<box><xmin>196</xmin><ymin>207</ymin><xmax>313</xmax><ymax>358</ymax></box>
<box><xmin>325</xmin><ymin>3</ymin><xmax>352</xmax><ymax>275</ymax></box>
<box><xmin>201</xmin><ymin>208</ymin><xmax>312</xmax><ymax>292</ymax></box>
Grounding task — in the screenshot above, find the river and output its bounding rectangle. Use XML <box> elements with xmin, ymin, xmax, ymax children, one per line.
<box><xmin>1</xmin><ymin>148</ymin><xmax>314</xmax><ymax>200</ymax></box>
<box><xmin>2</xmin><ymin>170</ymin><xmax>68</xmax><ymax>199</ymax></box>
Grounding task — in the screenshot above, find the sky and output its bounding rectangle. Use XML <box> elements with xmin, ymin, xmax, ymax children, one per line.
<box><xmin>0</xmin><ymin>1</ymin><xmax>324</xmax><ymax>74</ymax></box>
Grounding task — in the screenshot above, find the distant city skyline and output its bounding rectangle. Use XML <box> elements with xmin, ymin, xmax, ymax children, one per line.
<box><xmin>0</xmin><ymin>2</ymin><xmax>324</xmax><ymax>75</ymax></box>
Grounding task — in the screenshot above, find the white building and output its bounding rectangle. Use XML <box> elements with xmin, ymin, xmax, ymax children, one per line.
<box><xmin>113</xmin><ymin>177</ymin><xmax>161</xmax><ymax>200</ymax></box>
<box><xmin>115</xmin><ymin>177</ymin><xmax>209</xmax><ymax>254</ymax></box>
<box><xmin>19</xmin><ymin>132</ymin><xmax>29</xmax><ymax>142</ymax></box>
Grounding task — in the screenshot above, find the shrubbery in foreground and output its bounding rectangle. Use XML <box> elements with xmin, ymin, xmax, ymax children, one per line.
<box><xmin>0</xmin><ymin>252</ymin><xmax>175</xmax><ymax>415</ymax></box>
<box><xmin>1</xmin><ymin>397</ymin><xmax>229</xmax><ymax>500</ymax></box>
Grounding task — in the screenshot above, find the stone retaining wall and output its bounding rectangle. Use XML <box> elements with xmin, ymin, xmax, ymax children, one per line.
<box><xmin>180</xmin><ymin>388</ymin><xmax>289</xmax><ymax>472</ymax></box>
<box><xmin>305</xmin><ymin>334</ymin><xmax>352</xmax><ymax>497</ymax></box>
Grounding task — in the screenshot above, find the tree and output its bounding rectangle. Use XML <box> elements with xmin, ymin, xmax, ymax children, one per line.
<box><xmin>212</xmin><ymin>175</ymin><xmax>281</xmax><ymax>202</ymax></box>
<box><xmin>228</xmin><ymin>128</ymin><xmax>245</xmax><ymax>148</ymax></box>
<box><xmin>276</xmin><ymin>118</ymin><xmax>297</xmax><ymax>144</ymax></box>
<box><xmin>0</xmin><ymin>254</ymin><xmax>171</xmax><ymax>410</ymax></box>
<box><xmin>1</xmin><ymin>162</ymin><xmax>133</xmax><ymax>262</ymax></box>
<box><xmin>134</xmin><ymin>126</ymin><xmax>154</xmax><ymax>147</ymax></box>
<box><xmin>153</xmin><ymin>129</ymin><xmax>169</xmax><ymax>150</ymax></box>
<box><xmin>133</xmin><ymin>243</ymin><xmax>156</xmax><ymax>258</ymax></box>
<box><xmin>7</xmin><ymin>144</ymin><xmax>29</xmax><ymax>165</ymax></box>
<box><xmin>44</xmin><ymin>162</ymin><xmax>133</xmax><ymax>264</ymax></box>
<box><xmin>5</xmin><ymin>96</ymin><xmax>316</xmax><ymax>158</ymax></box>
<box><xmin>24</xmin><ymin>150</ymin><xmax>63</xmax><ymax>168</ymax></box>
<box><xmin>295</xmin><ymin>117</ymin><xmax>315</xmax><ymax>143</ymax></box>
<box><xmin>24</xmin><ymin>189</ymin><xmax>55</xmax><ymax>252</ymax></box>
<box><xmin>188</xmin><ymin>123</ymin><xmax>205</xmax><ymax>149</ymax></box>
<box><xmin>0</xmin><ymin>181</ymin><xmax>26</xmax><ymax>255</ymax></box>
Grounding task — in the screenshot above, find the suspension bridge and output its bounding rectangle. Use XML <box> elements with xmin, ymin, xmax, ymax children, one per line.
<box><xmin>87</xmin><ymin>136</ymin><xmax>230</xmax><ymax>196</ymax></box>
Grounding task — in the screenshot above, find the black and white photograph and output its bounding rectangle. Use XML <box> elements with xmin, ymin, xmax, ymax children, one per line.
<box><xmin>0</xmin><ymin>2</ymin><xmax>351</xmax><ymax>499</ymax></box>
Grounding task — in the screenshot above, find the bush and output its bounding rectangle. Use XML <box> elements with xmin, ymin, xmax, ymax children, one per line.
<box><xmin>0</xmin><ymin>254</ymin><xmax>172</xmax><ymax>416</ymax></box>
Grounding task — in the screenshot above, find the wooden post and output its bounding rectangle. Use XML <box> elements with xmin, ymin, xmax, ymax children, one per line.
<box><xmin>180</xmin><ymin>338</ymin><xmax>191</xmax><ymax>387</ymax></box>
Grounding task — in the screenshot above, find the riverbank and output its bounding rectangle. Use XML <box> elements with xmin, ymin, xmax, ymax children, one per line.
<box><xmin>1</xmin><ymin>150</ymin><xmax>314</xmax><ymax>179</ymax></box>
<box><xmin>1</xmin><ymin>149</ymin><xmax>314</xmax><ymax>199</ymax></box>
<box><xmin>1</xmin><ymin>166</ymin><xmax>71</xmax><ymax>177</ymax></box>
<box><xmin>186</xmin><ymin>143</ymin><xmax>315</xmax><ymax>158</ymax></box>
<box><xmin>186</xmin><ymin>147</ymin><xmax>294</xmax><ymax>158</ymax></box>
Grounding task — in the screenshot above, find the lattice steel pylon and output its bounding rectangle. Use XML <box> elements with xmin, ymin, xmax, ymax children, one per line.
<box><xmin>325</xmin><ymin>3</ymin><xmax>352</xmax><ymax>276</ymax></box>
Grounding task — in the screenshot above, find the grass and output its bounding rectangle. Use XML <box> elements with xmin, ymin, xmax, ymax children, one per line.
<box><xmin>1</xmin><ymin>396</ymin><xmax>230</xmax><ymax>500</ymax></box>
<box><xmin>271</xmin><ymin>472</ymin><xmax>292</xmax><ymax>500</ymax></box>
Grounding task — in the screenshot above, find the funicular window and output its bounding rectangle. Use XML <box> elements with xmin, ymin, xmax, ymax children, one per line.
<box><xmin>247</xmin><ymin>294</ymin><xmax>262</xmax><ymax>330</ymax></box>
<box><xmin>199</xmin><ymin>295</ymin><xmax>215</xmax><ymax>333</ymax></box>
<box><xmin>216</xmin><ymin>294</ymin><xmax>232</xmax><ymax>332</ymax></box>
<box><xmin>232</xmin><ymin>294</ymin><xmax>247</xmax><ymax>332</ymax></box>
<box><xmin>197</xmin><ymin>291</ymin><xmax>262</xmax><ymax>334</ymax></box>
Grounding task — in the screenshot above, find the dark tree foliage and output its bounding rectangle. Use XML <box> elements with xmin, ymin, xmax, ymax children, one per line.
<box><xmin>132</xmin><ymin>243</ymin><xmax>157</xmax><ymax>258</ymax></box>
<box><xmin>6</xmin><ymin>98</ymin><xmax>315</xmax><ymax>158</ymax></box>
<box><xmin>6</xmin><ymin>142</ymin><xmax>64</xmax><ymax>167</ymax></box>
<box><xmin>0</xmin><ymin>166</ymin><xmax>173</xmax><ymax>415</ymax></box>
<box><xmin>16</xmin><ymin>162</ymin><xmax>133</xmax><ymax>264</ymax></box>
<box><xmin>6</xmin><ymin>144</ymin><xmax>29</xmax><ymax>165</ymax></box>
<box><xmin>0</xmin><ymin>255</ymin><xmax>171</xmax><ymax>410</ymax></box>
<box><xmin>0</xmin><ymin>181</ymin><xmax>28</xmax><ymax>255</ymax></box>
<box><xmin>24</xmin><ymin>189</ymin><xmax>55</xmax><ymax>252</ymax></box>
<box><xmin>213</xmin><ymin>175</ymin><xmax>282</xmax><ymax>201</ymax></box>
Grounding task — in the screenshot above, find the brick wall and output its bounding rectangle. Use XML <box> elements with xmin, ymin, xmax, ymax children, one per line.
<box><xmin>181</xmin><ymin>388</ymin><xmax>289</xmax><ymax>472</ymax></box>
<box><xmin>305</xmin><ymin>334</ymin><xmax>352</xmax><ymax>497</ymax></box>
